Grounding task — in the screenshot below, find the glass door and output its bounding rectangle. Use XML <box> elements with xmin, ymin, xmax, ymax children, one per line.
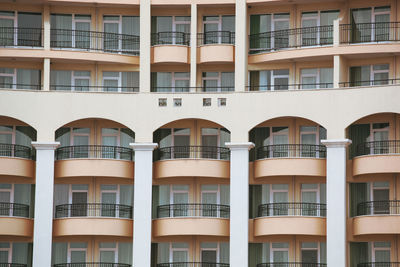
<box><xmin>272</xmin><ymin>14</ymin><xmax>290</xmax><ymax>49</ymax></box>
<box><xmin>271</xmin><ymin>243</ymin><xmax>289</xmax><ymax>264</ymax></box>
<box><xmin>203</xmin><ymin>16</ymin><xmax>219</xmax><ymax>44</ymax></box>
<box><xmin>0</xmin><ymin>11</ymin><xmax>15</xmax><ymax>46</ymax></box>
<box><xmin>100</xmin><ymin>243</ymin><xmax>117</xmax><ymax>264</ymax></box>
<box><xmin>0</xmin><ymin>243</ymin><xmax>11</xmax><ymax>264</ymax></box>
<box><xmin>71</xmin><ymin>128</ymin><xmax>90</xmax><ymax>158</ymax></box>
<box><xmin>73</xmin><ymin>15</ymin><xmax>90</xmax><ymax>49</ymax></box>
<box><xmin>102</xmin><ymin>128</ymin><xmax>119</xmax><ymax>159</ymax></box>
<box><xmin>103</xmin><ymin>16</ymin><xmax>120</xmax><ymax>52</ymax></box>
<box><xmin>271</xmin><ymin>127</ymin><xmax>289</xmax><ymax>157</ymax></box>
<box><xmin>371</xmin><ymin>123</ymin><xmax>389</xmax><ymax>154</ymax></box>
<box><xmin>201</xmin><ymin>128</ymin><xmax>218</xmax><ymax>159</ymax></box>
<box><xmin>201</xmin><ymin>243</ymin><xmax>218</xmax><ymax>264</ymax></box>
<box><xmin>373</xmin><ymin>7</ymin><xmax>390</xmax><ymax>41</ymax></box>
<box><xmin>71</xmin><ymin>185</ymin><xmax>88</xmax><ymax>217</ymax></box>
<box><xmin>0</xmin><ymin>126</ymin><xmax>13</xmax><ymax>156</ymax></box>
<box><xmin>371</xmin><ymin>182</ymin><xmax>389</xmax><ymax>215</ymax></box>
<box><xmin>301</xmin><ymin>184</ymin><xmax>321</xmax><ymax>216</ymax></box>
<box><xmin>372</xmin><ymin>242</ymin><xmax>391</xmax><ymax>263</ymax></box>
<box><xmin>171</xmin><ymin>185</ymin><xmax>189</xmax><ymax>217</ymax></box>
<box><xmin>101</xmin><ymin>185</ymin><xmax>118</xmax><ymax>217</ymax></box>
<box><xmin>201</xmin><ymin>185</ymin><xmax>218</xmax><ymax>217</ymax></box>
<box><xmin>0</xmin><ymin>184</ymin><xmax>12</xmax><ymax>216</ymax></box>
<box><xmin>301</xmin><ymin>242</ymin><xmax>319</xmax><ymax>264</ymax></box>
<box><xmin>270</xmin><ymin>184</ymin><xmax>288</xmax><ymax>216</ymax></box>
<box><xmin>172</xmin><ymin>128</ymin><xmax>190</xmax><ymax>158</ymax></box>
<box><xmin>171</xmin><ymin>243</ymin><xmax>188</xmax><ymax>263</ymax></box>
<box><xmin>68</xmin><ymin>243</ymin><xmax>87</xmax><ymax>264</ymax></box>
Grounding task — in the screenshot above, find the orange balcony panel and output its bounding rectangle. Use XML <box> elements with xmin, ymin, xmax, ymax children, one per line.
<box><xmin>53</xmin><ymin>218</ymin><xmax>132</xmax><ymax>237</ymax></box>
<box><xmin>198</xmin><ymin>45</ymin><xmax>234</xmax><ymax>63</ymax></box>
<box><xmin>353</xmin><ymin>155</ymin><xmax>400</xmax><ymax>176</ymax></box>
<box><xmin>353</xmin><ymin>216</ymin><xmax>400</xmax><ymax>235</ymax></box>
<box><xmin>49</xmin><ymin>0</ymin><xmax>140</xmax><ymax>4</ymax></box>
<box><xmin>254</xmin><ymin>158</ymin><xmax>326</xmax><ymax>178</ymax></box>
<box><xmin>254</xmin><ymin>217</ymin><xmax>326</xmax><ymax>236</ymax></box>
<box><xmin>0</xmin><ymin>158</ymin><xmax>34</xmax><ymax>178</ymax></box>
<box><xmin>152</xmin><ymin>46</ymin><xmax>189</xmax><ymax>64</ymax></box>
<box><xmin>0</xmin><ymin>218</ymin><xmax>33</xmax><ymax>237</ymax></box>
<box><xmin>153</xmin><ymin>159</ymin><xmax>229</xmax><ymax>179</ymax></box>
<box><xmin>153</xmin><ymin>218</ymin><xmax>229</xmax><ymax>237</ymax></box>
<box><xmin>55</xmin><ymin>159</ymin><xmax>134</xmax><ymax>179</ymax></box>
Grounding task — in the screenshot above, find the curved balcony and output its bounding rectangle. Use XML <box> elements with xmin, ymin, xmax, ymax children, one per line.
<box><xmin>358</xmin><ymin>263</ymin><xmax>400</xmax><ymax>267</ymax></box>
<box><xmin>0</xmin><ymin>27</ymin><xmax>43</xmax><ymax>48</ymax></box>
<box><xmin>340</xmin><ymin>22</ymin><xmax>400</xmax><ymax>44</ymax></box>
<box><xmin>197</xmin><ymin>31</ymin><xmax>235</xmax><ymax>63</ymax></box>
<box><xmin>54</xmin><ymin>145</ymin><xmax>134</xmax><ymax>179</ymax></box>
<box><xmin>151</xmin><ymin>32</ymin><xmax>190</xmax><ymax>64</ymax></box>
<box><xmin>0</xmin><ymin>264</ymin><xmax>28</xmax><ymax>267</ymax></box>
<box><xmin>353</xmin><ymin>140</ymin><xmax>400</xmax><ymax>175</ymax></box>
<box><xmin>254</xmin><ymin>144</ymin><xmax>326</xmax><ymax>178</ymax></box>
<box><xmin>152</xmin><ymin>32</ymin><xmax>190</xmax><ymax>46</ymax></box>
<box><xmin>50</xmin><ymin>85</ymin><xmax>139</xmax><ymax>93</ymax></box>
<box><xmin>53</xmin><ymin>203</ymin><xmax>133</xmax><ymax>237</ymax></box>
<box><xmin>0</xmin><ymin>202</ymin><xmax>32</xmax><ymax>237</ymax></box>
<box><xmin>153</xmin><ymin>146</ymin><xmax>230</xmax><ymax>179</ymax></box>
<box><xmin>153</xmin><ymin>204</ymin><xmax>229</xmax><ymax>237</ymax></box>
<box><xmin>0</xmin><ymin>202</ymin><xmax>30</xmax><ymax>218</ymax></box>
<box><xmin>157</xmin><ymin>263</ymin><xmax>229</xmax><ymax>267</ymax></box>
<box><xmin>257</xmin><ymin>264</ymin><xmax>326</xmax><ymax>267</ymax></box>
<box><xmin>53</xmin><ymin>263</ymin><xmax>131</xmax><ymax>267</ymax></box>
<box><xmin>254</xmin><ymin>203</ymin><xmax>326</xmax><ymax>237</ymax></box>
<box><xmin>0</xmin><ymin>144</ymin><xmax>35</xmax><ymax>178</ymax></box>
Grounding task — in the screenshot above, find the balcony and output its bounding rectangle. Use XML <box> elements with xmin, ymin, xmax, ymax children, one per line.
<box><xmin>0</xmin><ymin>83</ymin><xmax>42</xmax><ymax>91</ymax></box>
<box><xmin>340</xmin><ymin>79</ymin><xmax>400</xmax><ymax>88</ymax></box>
<box><xmin>157</xmin><ymin>263</ymin><xmax>229</xmax><ymax>267</ymax></box>
<box><xmin>53</xmin><ymin>263</ymin><xmax>131</xmax><ymax>267</ymax></box>
<box><xmin>254</xmin><ymin>144</ymin><xmax>326</xmax><ymax>178</ymax></box>
<box><xmin>0</xmin><ymin>27</ymin><xmax>43</xmax><ymax>47</ymax></box>
<box><xmin>157</xmin><ymin>203</ymin><xmax>229</xmax><ymax>218</ymax></box>
<box><xmin>358</xmin><ymin>263</ymin><xmax>400</xmax><ymax>267</ymax></box>
<box><xmin>54</xmin><ymin>145</ymin><xmax>134</xmax><ymax>179</ymax></box>
<box><xmin>340</xmin><ymin>22</ymin><xmax>400</xmax><ymax>44</ymax></box>
<box><xmin>153</xmin><ymin>146</ymin><xmax>230</xmax><ymax>179</ymax></box>
<box><xmin>53</xmin><ymin>203</ymin><xmax>133</xmax><ymax>237</ymax></box>
<box><xmin>0</xmin><ymin>264</ymin><xmax>28</xmax><ymax>267</ymax></box>
<box><xmin>246</xmin><ymin>83</ymin><xmax>333</xmax><ymax>91</ymax></box>
<box><xmin>0</xmin><ymin>203</ymin><xmax>33</xmax><ymax>237</ymax></box>
<box><xmin>151</xmin><ymin>32</ymin><xmax>190</xmax><ymax>64</ymax></box>
<box><xmin>352</xmin><ymin>140</ymin><xmax>400</xmax><ymax>175</ymax></box>
<box><xmin>50</xmin><ymin>85</ymin><xmax>139</xmax><ymax>93</ymax></box>
<box><xmin>0</xmin><ymin>144</ymin><xmax>35</xmax><ymax>178</ymax></box>
<box><xmin>254</xmin><ymin>203</ymin><xmax>326</xmax><ymax>237</ymax></box>
<box><xmin>0</xmin><ymin>202</ymin><xmax>30</xmax><ymax>218</ymax></box>
<box><xmin>257</xmin><ymin>264</ymin><xmax>326</xmax><ymax>267</ymax></box>
<box><xmin>197</xmin><ymin>31</ymin><xmax>235</xmax><ymax>63</ymax></box>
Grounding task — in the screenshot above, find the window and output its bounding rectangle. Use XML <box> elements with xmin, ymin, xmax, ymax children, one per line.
<box><xmin>0</xmin><ymin>184</ymin><xmax>32</xmax><ymax>217</ymax></box>
<box><xmin>103</xmin><ymin>15</ymin><xmax>139</xmax><ymax>53</ymax></box>
<box><xmin>249</xmin><ymin>70</ymin><xmax>289</xmax><ymax>91</ymax></box>
<box><xmin>370</xmin><ymin>182</ymin><xmax>390</xmax><ymax>215</ymax></box>
<box><xmin>68</xmin><ymin>243</ymin><xmax>87</xmax><ymax>263</ymax></box>
<box><xmin>157</xmin><ymin>243</ymin><xmax>189</xmax><ymax>264</ymax></box>
<box><xmin>50</xmin><ymin>70</ymin><xmax>91</xmax><ymax>91</ymax></box>
<box><xmin>201</xmin><ymin>128</ymin><xmax>230</xmax><ymax>159</ymax></box>
<box><xmin>218</xmin><ymin>98</ymin><xmax>226</xmax><ymax>106</ymax></box>
<box><xmin>173</xmin><ymin>98</ymin><xmax>182</xmax><ymax>107</ymax></box>
<box><xmin>102</xmin><ymin>71</ymin><xmax>139</xmax><ymax>92</ymax></box>
<box><xmin>101</xmin><ymin>128</ymin><xmax>135</xmax><ymax>159</ymax></box>
<box><xmin>301</xmin><ymin>184</ymin><xmax>326</xmax><ymax>216</ymax></box>
<box><xmin>202</xmin><ymin>72</ymin><xmax>234</xmax><ymax>92</ymax></box>
<box><xmin>372</xmin><ymin>242</ymin><xmax>391</xmax><ymax>263</ymax></box>
<box><xmin>151</xmin><ymin>16</ymin><xmax>190</xmax><ymax>45</ymax></box>
<box><xmin>158</xmin><ymin>98</ymin><xmax>167</xmax><ymax>107</ymax></box>
<box><xmin>157</xmin><ymin>185</ymin><xmax>189</xmax><ymax>217</ymax></box>
<box><xmin>301</xmin><ymin>242</ymin><xmax>326</xmax><ymax>264</ymax></box>
<box><xmin>99</xmin><ymin>242</ymin><xmax>132</xmax><ymax>265</ymax></box>
<box><xmin>203</xmin><ymin>98</ymin><xmax>211</xmax><ymax>106</ymax></box>
<box><xmin>55</xmin><ymin>127</ymin><xmax>90</xmax><ymax>158</ymax></box>
<box><xmin>300</xmin><ymin>68</ymin><xmax>333</xmax><ymax>89</ymax></box>
<box><xmin>300</xmin><ymin>125</ymin><xmax>327</xmax><ymax>157</ymax></box>
<box><xmin>200</xmin><ymin>242</ymin><xmax>229</xmax><ymax>264</ymax></box>
<box><xmin>201</xmin><ymin>184</ymin><xmax>230</xmax><ymax>218</ymax></box>
<box><xmin>0</xmin><ymin>242</ymin><xmax>11</xmax><ymax>263</ymax></box>
<box><xmin>349</xmin><ymin>64</ymin><xmax>390</xmax><ymax>86</ymax></box>
<box><xmin>153</xmin><ymin>128</ymin><xmax>191</xmax><ymax>159</ymax></box>
<box><xmin>261</xmin><ymin>184</ymin><xmax>289</xmax><ymax>216</ymax></box>
<box><xmin>151</xmin><ymin>72</ymin><xmax>189</xmax><ymax>92</ymax></box>
<box><xmin>0</xmin><ymin>67</ymin><xmax>41</xmax><ymax>90</ymax></box>
<box><xmin>301</xmin><ymin>10</ymin><xmax>339</xmax><ymax>46</ymax></box>
<box><xmin>100</xmin><ymin>184</ymin><xmax>133</xmax><ymax>218</ymax></box>
<box><xmin>270</xmin><ymin>242</ymin><xmax>289</xmax><ymax>263</ymax></box>
<box><xmin>50</xmin><ymin>14</ymin><xmax>91</xmax><ymax>49</ymax></box>
<box><xmin>203</xmin><ymin>15</ymin><xmax>235</xmax><ymax>44</ymax></box>
<box><xmin>0</xmin><ymin>125</ymin><xmax>36</xmax><ymax>150</ymax></box>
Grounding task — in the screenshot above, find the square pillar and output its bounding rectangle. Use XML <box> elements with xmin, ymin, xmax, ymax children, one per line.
<box><xmin>31</xmin><ymin>142</ymin><xmax>60</xmax><ymax>267</ymax></box>
<box><xmin>235</xmin><ymin>0</ymin><xmax>247</xmax><ymax>92</ymax></box>
<box><xmin>139</xmin><ymin>0</ymin><xmax>151</xmax><ymax>92</ymax></box>
<box><xmin>190</xmin><ymin>4</ymin><xmax>198</xmax><ymax>90</ymax></box>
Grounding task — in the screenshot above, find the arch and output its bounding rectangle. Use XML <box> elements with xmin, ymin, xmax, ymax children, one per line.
<box><xmin>151</xmin><ymin>117</ymin><xmax>232</xmax><ymax>134</ymax></box>
<box><xmin>248</xmin><ymin>115</ymin><xmax>327</xmax><ymax>132</ymax></box>
<box><xmin>0</xmin><ymin>115</ymin><xmax>37</xmax><ymax>131</ymax></box>
<box><xmin>344</xmin><ymin>112</ymin><xmax>400</xmax><ymax>130</ymax></box>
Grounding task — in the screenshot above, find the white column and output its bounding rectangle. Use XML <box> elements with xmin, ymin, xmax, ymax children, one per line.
<box><xmin>190</xmin><ymin>4</ymin><xmax>197</xmax><ymax>90</ymax></box>
<box><xmin>139</xmin><ymin>0</ymin><xmax>151</xmax><ymax>92</ymax></box>
<box><xmin>31</xmin><ymin>142</ymin><xmax>60</xmax><ymax>267</ymax></box>
<box><xmin>235</xmin><ymin>0</ymin><xmax>247</xmax><ymax>92</ymax></box>
<box><xmin>43</xmin><ymin>58</ymin><xmax>50</xmax><ymax>91</ymax></box>
<box><xmin>321</xmin><ymin>139</ymin><xmax>351</xmax><ymax>267</ymax></box>
<box><xmin>225</xmin><ymin>142</ymin><xmax>254</xmax><ymax>267</ymax></box>
<box><xmin>130</xmin><ymin>143</ymin><xmax>158</xmax><ymax>267</ymax></box>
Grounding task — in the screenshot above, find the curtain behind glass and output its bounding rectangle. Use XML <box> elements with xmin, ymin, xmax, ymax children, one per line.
<box><xmin>54</xmin><ymin>184</ymin><xmax>69</xmax><ymax>217</ymax></box>
<box><xmin>249</xmin><ymin>185</ymin><xmax>262</xmax><ymax>218</ymax></box>
<box><xmin>55</xmin><ymin>128</ymin><xmax>71</xmax><ymax>147</ymax></box>
<box><xmin>349</xmin><ymin>183</ymin><xmax>367</xmax><ymax>217</ymax></box>
<box><xmin>14</xmin><ymin>184</ymin><xmax>31</xmax><ymax>217</ymax></box>
<box><xmin>12</xmin><ymin>243</ymin><xmax>28</xmax><ymax>264</ymax></box>
<box><xmin>52</xmin><ymin>243</ymin><xmax>67</xmax><ymax>264</ymax></box>
<box><xmin>122</xmin><ymin>16</ymin><xmax>139</xmax><ymax>52</ymax></box>
<box><xmin>18</xmin><ymin>12</ymin><xmax>42</xmax><ymax>46</ymax></box>
<box><xmin>249</xmin><ymin>243</ymin><xmax>263</xmax><ymax>267</ymax></box>
<box><xmin>51</xmin><ymin>14</ymin><xmax>72</xmax><ymax>47</ymax></box>
<box><xmin>16</xmin><ymin>126</ymin><xmax>36</xmax><ymax>147</ymax></box>
<box><xmin>349</xmin><ymin>124</ymin><xmax>370</xmax><ymax>158</ymax></box>
<box><xmin>51</xmin><ymin>70</ymin><xmax>72</xmax><ymax>91</ymax></box>
<box><xmin>16</xmin><ymin>69</ymin><xmax>40</xmax><ymax>90</ymax></box>
<box><xmin>120</xmin><ymin>184</ymin><xmax>134</xmax><ymax>218</ymax></box>
<box><xmin>0</xmin><ymin>14</ymin><xmax>14</xmax><ymax>46</ymax></box>
<box><xmin>350</xmin><ymin>242</ymin><xmax>368</xmax><ymax>267</ymax></box>
<box><xmin>119</xmin><ymin>242</ymin><xmax>132</xmax><ymax>264</ymax></box>
<box><xmin>221</xmin><ymin>72</ymin><xmax>234</xmax><ymax>91</ymax></box>
<box><xmin>220</xmin><ymin>242</ymin><xmax>229</xmax><ymax>263</ymax></box>
<box><xmin>350</xmin><ymin>8</ymin><xmax>371</xmax><ymax>43</ymax></box>
<box><xmin>220</xmin><ymin>185</ymin><xmax>230</xmax><ymax>205</ymax></box>
<box><xmin>157</xmin><ymin>243</ymin><xmax>169</xmax><ymax>263</ymax></box>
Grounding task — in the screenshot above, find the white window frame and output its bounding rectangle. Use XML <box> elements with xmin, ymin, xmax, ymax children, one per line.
<box><xmin>202</xmin><ymin>72</ymin><xmax>221</xmax><ymax>91</ymax></box>
<box><xmin>71</xmin><ymin>71</ymin><xmax>91</xmax><ymax>91</ymax></box>
<box><xmin>0</xmin><ymin>125</ymin><xmax>16</xmax><ymax>144</ymax></box>
<box><xmin>300</xmin><ymin>68</ymin><xmax>318</xmax><ymax>89</ymax></box>
<box><xmin>0</xmin><ymin>242</ymin><xmax>12</xmax><ymax>263</ymax></box>
<box><xmin>100</xmin><ymin>185</ymin><xmax>120</xmax><ymax>217</ymax></box>
<box><xmin>371</xmin><ymin>7</ymin><xmax>391</xmax><ymax>42</ymax></box>
<box><xmin>173</xmin><ymin>16</ymin><xmax>190</xmax><ymax>45</ymax></box>
<box><xmin>271</xmin><ymin>14</ymin><xmax>290</xmax><ymax>50</ymax></box>
<box><xmin>370</xmin><ymin>64</ymin><xmax>389</xmax><ymax>84</ymax></box>
<box><xmin>102</xmin><ymin>71</ymin><xmax>122</xmax><ymax>92</ymax></box>
<box><xmin>200</xmin><ymin>242</ymin><xmax>221</xmax><ymax>263</ymax></box>
<box><xmin>201</xmin><ymin>184</ymin><xmax>223</xmax><ymax>217</ymax></box>
<box><xmin>270</xmin><ymin>243</ymin><xmax>289</xmax><ymax>263</ymax></box>
<box><xmin>270</xmin><ymin>127</ymin><xmax>289</xmax><ymax>145</ymax></box>
<box><xmin>168</xmin><ymin>185</ymin><xmax>189</xmax><ymax>217</ymax></box>
<box><xmin>69</xmin><ymin>185</ymin><xmax>88</xmax><ymax>204</ymax></box>
<box><xmin>0</xmin><ymin>184</ymin><xmax>13</xmax><ymax>216</ymax></box>
<box><xmin>371</xmin><ymin>242</ymin><xmax>391</xmax><ymax>262</ymax></box>
<box><xmin>269</xmin><ymin>184</ymin><xmax>289</xmax><ymax>204</ymax></box>
<box><xmin>71</xmin><ymin>14</ymin><xmax>91</xmax><ymax>49</ymax></box>
<box><xmin>172</xmin><ymin>72</ymin><xmax>190</xmax><ymax>91</ymax></box>
<box><xmin>171</xmin><ymin>128</ymin><xmax>191</xmax><ymax>147</ymax></box>
<box><xmin>169</xmin><ymin>243</ymin><xmax>189</xmax><ymax>263</ymax></box>
<box><xmin>99</xmin><ymin>242</ymin><xmax>118</xmax><ymax>263</ymax></box>
<box><xmin>101</xmin><ymin>128</ymin><xmax>121</xmax><ymax>146</ymax></box>
<box><xmin>0</xmin><ymin>68</ymin><xmax>16</xmax><ymax>89</ymax></box>
<box><xmin>370</xmin><ymin>122</ymin><xmax>389</xmax><ymax>142</ymax></box>
<box><xmin>271</xmin><ymin>70</ymin><xmax>290</xmax><ymax>91</ymax></box>
<box><xmin>103</xmin><ymin>15</ymin><xmax>123</xmax><ymax>51</ymax></box>
<box><xmin>301</xmin><ymin>184</ymin><xmax>323</xmax><ymax>216</ymax></box>
<box><xmin>203</xmin><ymin>15</ymin><xmax>223</xmax><ymax>43</ymax></box>
<box><xmin>0</xmin><ymin>11</ymin><xmax>17</xmax><ymax>46</ymax></box>
<box><xmin>301</xmin><ymin>242</ymin><xmax>323</xmax><ymax>263</ymax></box>
<box><xmin>201</xmin><ymin>128</ymin><xmax>225</xmax><ymax>146</ymax></box>
<box><xmin>67</xmin><ymin>243</ymin><xmax>87</xmax><ymax>264</ymax></box>
<box><xmin>70</xmin><ymin>127</ymin><xmax>90</xmax><ymax>146</ymax></box>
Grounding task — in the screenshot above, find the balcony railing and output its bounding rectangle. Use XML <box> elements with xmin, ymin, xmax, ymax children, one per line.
<box><xmin>157</xmin><ymin>203</ymin><xmax>230</xmax><ymax>218</ymax></box>
<box><xmin>0</xmin><ymin>202</ymin><xmax>30</xmax><ymax>218</ymax></box>
<box><xmin>0</xmin><ymin>264</ymin><xmax>28</xmax><ymax>267</ymax></box>
<box><xmin>55</xmin><ymin>145</ymin><xmax>134</xmax><ymax>160</ymax></box>
<box><xmin>340</xmin><ymin>22</ymin><xmax>400</xmax><ymax>44</ymax></box>
<box><xmin>246</xmin><ymin>83</ymin><xmax>333</xmax><ymax>91</ymax></box>
<box><xmin>151</xmin><ymin>32</ymin><xmax>190</xmax><ymax>46</ymax></box>
<box><xmin>355</xmin><ymin>140</ymin><xmax>400</xmax><ymax>157</ymax></box>
<box><xmin>249</xmin><ymin>25</ymin><xmax>333</xmax><ymax>54</ymax></box>
<box><xmin>257</xmin><ymin>263</ymin><xmax>326</xmax><ymax>267</ymax></box>
<box><xmin>357</xmin><ymin>200</ymin><xmax>400</xmax><ymax>216</ymax></box>
<box><xmin>0</xmin><ymin>27</ymin><xmax>43</xmax><ymax>47</ymax></box>
<box><xmin>157</xmin><ymin>263</ymin><xmax>229</xmax><ymax>267</ymax></box>
<box><xmin>50</xmin><ymin>29</ymin><xmax>139</xmax><ymax>55</ymax></box>
<box><xmin>339</xmin><ymin>79</ymin><xmax>400</xmax><ymax>88</ymax></box>
<box><xmin>256</xmin><ymin>144</ymin><xmax>326</xmax><ymax>159</ymax></box>
<box><xmin>53</xmin><ymin>263</ymin><xmax>131</xmax><ymax>267</ymax></box>
<box><xmin>358</xmin><ymin>263</ymin><xmax>400</xmax><ymax>267</ymax></box>
<box><xmin>55</xmin><ymin>203</ymin><xmax>133</xmax><ymax>219</ymax></box>
<box><xmin>0</xmin><ymin>83</ymin><xmax>42</xmax><ymax>90</ymax></box>
<box><xmin>0</xmin><ymin>143</ymin><xmax>33</xmax><ymax>159</ymax></box>
<box><xmin>154</xmin><ymin>146</ymin><xmax>230</xmax><ymax>161</ymax></box>
<box><xmin>50</xmin><ymin>85</ymin><xmax>139</xmax><ymax>92</ymax></box>
<box><xmin>151</xmin><ymin>86</ymin><xmax>191</xmax><ymax>93</ymax></box>
<box><xmin>258</xmin><ymin>203</ymin><xmax>326</xmax><ymax>217</ymax></box>
<box><xmin>197</xmin><ymin>31</ymin><xmax>235</xmax><ymax>45</ymax></box>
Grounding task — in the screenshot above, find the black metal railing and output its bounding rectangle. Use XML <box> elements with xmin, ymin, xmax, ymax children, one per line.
<box><xmin>154</xmin><ymin>146</ymin><xmax>230</xmax><ymax>161</ymax></box>
<box><xmin>257</xmin><ymin>263</ymin><xmax>326</xmax><ymax>267</ymax></box>
<box><xmin>355</xmin><ymin>140</ymin><xmax>400</xmax><ymax>157</ymax></box>
<box><xmin>200</xmin><ymin>86</ymin><xmax>235</xmax><ymax>92</ymax></box>
<box><xmin>258</xmin><ymin>203</ymin><xmax>326</xmax><ymax>217</ymax></box>
<box><xmin>246</xmin><ymin>83</ymin><xmax>333</xmax><ymax>91</ymax></box>
<box><xmin>339</xmin><ymin>79</ymin><xmax>400</xmax><ymax>88</ymax></box>
<box><xmin>55</xmin><ymin>203</ymin><xmax>133</xmax><ymax>219</ymax></box>
<box><xmin>50</xmin><ymin>85</ymin><xmax>139</xmax><ymax>92</ymax></box>
<box><xmin>152</xmin><ymin>32</ymin><xmax>190</xmax><ymax>46</ymax></box>
<box><xmin>358</xmin><ymin>263</ymin><xmax>400</xmax><ymax>267</ymax></box>
<box><xmin>357</xmin><ymin>200</ymin><xmax>400</xmax><ymax>216</ymax></box>
<box><xmin>50</xmin><ymin>29</ymin><xmax>139</xmax><ymax>55</ymax></box>
<box><xmin>53</xmin><ymin>263</ymin><xmax>131</xmax><ymax>267</ymax></box>
<box><xmin>0</xmin><ymin>143</ymin><xmax>33</xmax><ymax>159</ymax></box>
<box><xmin>340</xmin><ymin>22</ymin><xmax>400</xmax><ymax>44</ymax></box>
<box><xmin>157</xmin><ymin>263</ymin><xmax>229</xmax><ymax>267</ymax></box>
<box><xmin>256</xmin><ymin>144</ymin><xmax>326</xmax><ymax>159</ymax></box>
<box><xmin>198</xmin><ymin>31</ymin><xmax>235</xmax><ymax>45</ymax></box>
<box><xmin>151</xmin><ymin>86</ymin><xmax>191</xmax><ymax>93</ymax></box>
<box><xmin>157</xmin><ymin>204</ymin><xmax>230</xmax><ymax>218</ymax></box>
<box><xmin>0</xmin><ymin>83</ymin><xmax>42</xmax><ymax>90</ymax></box>
<box><xmin>55</xmin><ymin>145</ymin><xmax>134</xmax><ymax>160</ymax></box>
<box><xmin>0</xmin><ymin>27</ymin><xmax>43</xmax><ymax>47</ymax></box>
<box><xmin>0</xmin><ymin>202</ymin><xmax>30</xmax><ymax>218</ymax></box>
<box><xmin>0</xmin><ymin>264</ymin><xmax>28</xmax><ymax>267</ymax></box>
<box><xmin>249</xmin><ymin>25</ymin><xmax>333</xmax><ymax>54</ymax></box>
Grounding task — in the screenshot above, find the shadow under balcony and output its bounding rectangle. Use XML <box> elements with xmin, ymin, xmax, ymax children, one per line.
<box><xmin>352</xmin><ymin>140</ymin><xmax>400</xmax><ymax>175</ymax></box>
<box><xmin>157</xmin><ymin>263</ymin><xmax>229</xmax><ymax>267</ymax></box>
<box><xmin>53</xmin><ymin>203</ymin><xmax>133</xmax><ymax>237</ymax></box>
<box><xmin>0</xmin><ymin>202</ymin><xmax>33</xmax><ymax>237</ymax></box>
<box><xmin>354</xmin><ymin>200</ymin><xmax>400</xmax><ymax>235</ymax></box>
<box><xmin>254</xmin><ymin>144</ymin><xmax>326</xmax><ymax>178</ymax></box>
<box><xmin>54</xmin><ymin>145</ymin><xmax>134</xmax><ymax>179</ymax></box>
<box><xmin>153</xmin><ymin>146</ymin><xmax>230</xmax><ymax>179</ymax></box>
<box><xmin>254</xmin><ymin>203</ymin><xmax>326</xmax><ymax>237</ymax></box>
<box><xmin>53</xmin><ymin>263</ymin><xmax>131</xmax><ymax>267</ymax></box>
<box><xmin>153</xmin><ymin>203</ymin><xmax>229</xmax><ymax>237</ymax></box>
<box><xmin>0</xmin><ymin>144</ymin><xmax>35</xmax><ymax>178</ymax></box>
